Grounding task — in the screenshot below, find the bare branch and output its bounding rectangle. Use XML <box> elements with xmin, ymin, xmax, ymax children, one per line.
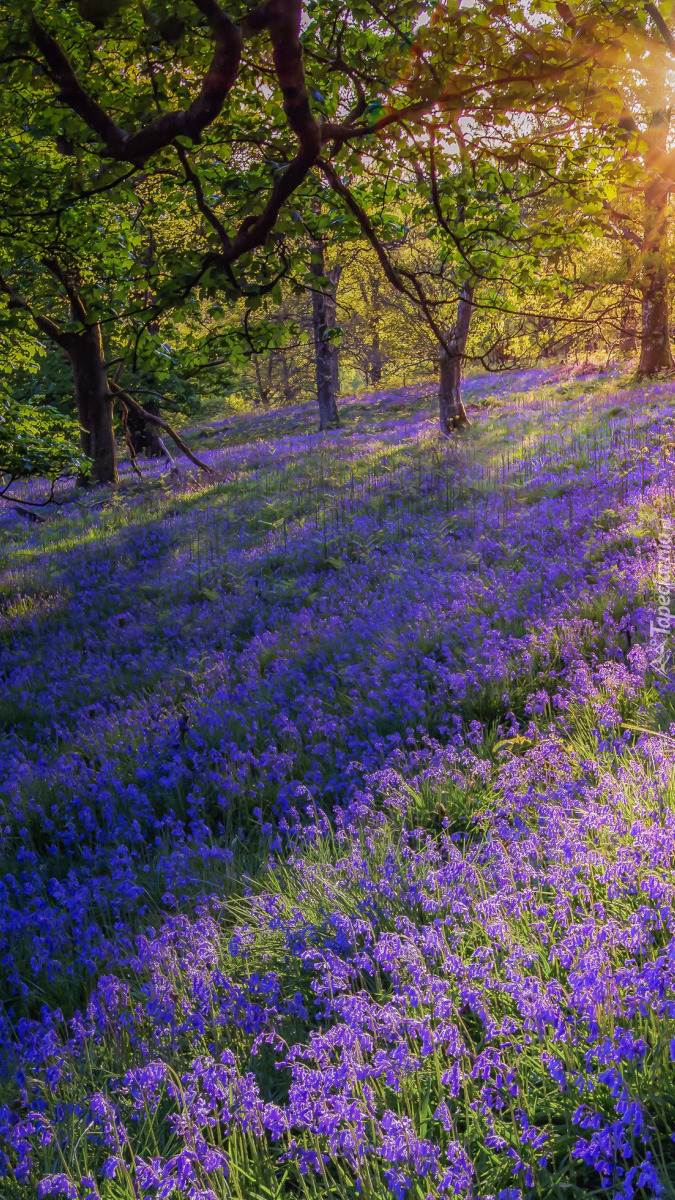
<box><xmin>118</xmin><ymin>397</ymin><xmax>143</xmax><ymax>479</ymax></box>
<box><xmin>108</xmin><ymin>381</ymin><xmax>213</xmax><ymax>473</ymax></box>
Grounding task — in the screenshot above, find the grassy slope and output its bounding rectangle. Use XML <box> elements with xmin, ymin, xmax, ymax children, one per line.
<box><xmin>1</xmin><ymin>368</ymin><xmax>675</xmax><ymax>1199</ymax></box>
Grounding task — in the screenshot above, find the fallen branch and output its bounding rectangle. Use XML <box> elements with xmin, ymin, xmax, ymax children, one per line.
<box><xmin>118</xmin><ymin>396</ymin><xmax>143</xmax><ymax>479</ymax></box>
<box><xmin>12</xmin><ymin>505</ymin><xmax>47</xmax><ymax>523</ymax></box>
<box><xmin>156</xmin><ymin>435</ymin><xmax>177</xmax><ymax>469</ymax></box>
<box><xmin>109</xmin><ymin>381</ymin><xmax>213</xmax><ymax>473</ymax></box>
<box><xmin>0</xmin><ymin>477</ymin><xmax>60</xmax><ymax>510</ymax></box>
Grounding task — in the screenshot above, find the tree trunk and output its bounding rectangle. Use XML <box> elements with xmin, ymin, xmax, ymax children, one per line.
<box><xmin>638</xmin><ymin>212</ymin><xmax>673</xmax><ymax>373</ymax></box>
<box><xmin>253</xmin><ymin>355</ymin><xmax>270</xmax><ymax>406</ymax></box>
<box><xmin>128</xmin><ymin>397</ymin><xmax>163</xmax><ymax>457</ymax></box>
<box><xmin>439</xmin><ymin>282</ymin><xmax>473</xmax><ymax>434</ymax></box>
<box><xmin>370</xmin><ymin>277</ymin><xmax>383</xmax><ymax>384</ymax></box>
<box><xmin>638</xmin><ymin>104</ymin><xmax>674</xmax><ymax>375</ymax></box>
<box><xmin>618</xmin><ymin>246</ymin><xmax>638</xmax><ymax>356</ymax></box>
<box><xmin>619</xmin><ymin>299</ymin><xmax>638</xmax><ymax>356</ymax></box>
<box><xmin>325</xmin><ymin>264</ymin><xmax>342</xmax><ymax>398</ymax></box>
<box><xmin>68</xmin><ymin>324</ymin><xmax>117</xmax><ymax>484</ymax></box>
<box><xmin>280</xmin><ymin>354</ymin><xmax>294</xmax><ymax>405</ymax></box>
<box><xmin>371</xmin><ymin>328</ymin><xmax>383</xmax><ymax>383</ymax></box>
<box><xmin>310</xmin><ymin>240</ymin><xmax>340</xmax><ymax>430</ymax></box>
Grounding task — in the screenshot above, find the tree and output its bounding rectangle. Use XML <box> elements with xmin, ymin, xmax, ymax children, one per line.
<box><xmin>319</xmin><ymin>0</ymin><xmax>675</xmax><ymax>425</ymax></box>
<box><xmin>633</xmin><ymin>6</ymin><xmax>675</xmax><ymax>373</ymax></box>
<box><xmin>0</xmin><ymin>318</ymin><xmax>88</xmax><ymax>494</ymax></box>
<box><xmin>5</xmin><ymin>0</ymin><xmax>675</xmax><ymax>475</ymax></box>
<box><xmin>2</xmin><ymin>0</ymin><xmax>447</xmax><ymax>473</ymax></box>
<box><xmin>0</xmin><ymin>267</ymin><xmax>118</xmax><ymax>484</ymax></box>
<box><xmin>539</xmin><ymin>1</ymin><xmax>675</xmax><ymax>375</ymax></box>
<box><xmin>309</xmin><ymin>237</ymin><xmax>341</xmax><ymax>428</ymax></box>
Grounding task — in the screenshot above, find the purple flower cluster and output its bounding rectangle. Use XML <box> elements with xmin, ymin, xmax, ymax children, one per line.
<box><xmin>0</xmin><ymin>370</ymin><xmax>674</xmax><ymax>1197</ymax></box>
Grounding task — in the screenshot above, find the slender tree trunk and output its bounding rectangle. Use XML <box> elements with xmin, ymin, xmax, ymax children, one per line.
<box><xmin>638</xmin><ymin>188</ymin><xmax>673</xmax><ymax>373</ymax></box>
<box><xmin>35</xmin><ymin>263</ymin><xmax>117</xmax><ymax>484</ymax></box>
<box><xmin>619</xmin><ymin>322</ymin><xmax>638</xmax><ymax>357</ymax></box>
<box><xmin>618</xmin><ymin>245</ymin><xmax>638</xmax><ymax>356</ymax></box>
<box><xmin>143</xmin><ymin>401</ymin><xmax>163</xmax><ymax>458</ymax></box>
<box><xmin>439</xmin><ymin>282</ymin><xmax>473</xmax><ymax>434</ymax></box>
<box><xmin>371</xmin><ymin>328</ymin><xmax>383</xmax><ymax>383</ymax></box>
<box><xmin>325</xmin><ymin>264</ymin><xmax>342</xmax><ymax>398</ymax></box>
<box><xmin>638</xmin><ymin>101</ymin><xmax>674</xmax><ymax>375</ymax></box>
<box><xmin>310</xmin><ymin>240</ymin><xmax>340</xmax><ymax>430</ymax></box>
<box><xmin>280</xmin><ymin>354</ymin><xmax>294</xmax><ymax>404</ymax></box>
<box><xmin>128</xmin><ymin>309</ymin><xmax>166</xmax><ymax>455</ymax></box>
<box><xmin>619</xmin><ymin>300</ymin><xmax>638</xmax><ymax>356</ymax></box>
<box><xmin>253</xmin><ymin>355</ymin><xmax>270</xmax><ymax>406</ymax></box>
<box><xmin>370</xmin><ymin>277</ymin><xmax>383</xmax><ymax>384</ymax></box>
<box><xmin>67</xmin><ymin>324</ymin><xmax>117</xmax><ymax>484</ymax></box>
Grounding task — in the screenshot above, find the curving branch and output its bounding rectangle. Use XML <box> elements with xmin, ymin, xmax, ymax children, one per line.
<box><xmin>174</xmin><ymin>141</ymin><xmax>233</xmax><ymax>252</ymax></box>
<box><xmin>230</xmin><ymin>148</ymin><xmax>316</xmax><ymax>256</ymax></box>
<box><xmin>28</xmin><ymin>1</ymin><xmax>243</xmax><ymax>164</ymax></box>
<box><xmin>117</xmin><ymin>396</ymin><xmax>143</xmax><ymax>479</ymax></box>
<box><xmin>108</xmin><ymin>381</ymin><xmax>213</xmax><ymax>473</ymax></box>
<box><xmin>257</xmin><ymin>0</ymin><xmax>321</xmax><ymax>159</ymax></box>
<box><xmin>30</xmin><ymin>0</ymin><xmax>325</xmax><ymax>263</ymax></box>
<box><xmin>0</xmin><ymin>273</ymin><xmax>70</xmax><ymax>347</ymax></box>
<box><xmin>645</xmin><ymin>2</ymin><xmax>675</xmax><ymax>54</ymax></box>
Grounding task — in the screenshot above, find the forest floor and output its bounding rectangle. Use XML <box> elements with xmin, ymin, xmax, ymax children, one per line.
<box><xmin>1</xmin><ymin>366</ymin><xmax>675</xmax><ymax>1199</ymax></box>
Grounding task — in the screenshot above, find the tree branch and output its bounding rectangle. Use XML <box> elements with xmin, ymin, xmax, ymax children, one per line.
<box><xmin>261</xmin><ymin>0</ymin><xmax>321</xmax><ymax>159</ymax></box>
<box><xmin>174</xmin><ymin>141</ymin><xmax>233</xmax><ymax>252</ymax></box>
<box><xmin>646</xmin><ymin>2</ymin><xmax>675</xmax><ymax>54</ymax></box>
<box><xmin>118</xmin><ymin>396</ymin><xmax>143</xmax><ymax>479</ymax></box>
<box><xmin>226</xmin><ymin>0</ymin><xmax>322</xmax><ymax>255</ymax></box>
<box><xmin>28</xmin><ymin>1</ymin><xmax>243</xmax><ymax>163</ymax></box>
<box><xmin>0</xmin><ymin>274</ymin><xmax>70</xmax><ymax>347</ymax></box>
<box><xmin>41</xmin><ymin>257</ymin><xmax>88</xmax><ymax>323</ymax></box>
<box><xmin>108</xmin><ymin>381</ymin><xmax>213</xmax><ymax>473</ymax></box>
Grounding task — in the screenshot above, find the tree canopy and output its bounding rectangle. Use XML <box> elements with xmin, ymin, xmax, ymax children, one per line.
<box><xmin>2</xmin><ymin>0</ymin><xmax>675</xmax><ymax>481</ymax></box>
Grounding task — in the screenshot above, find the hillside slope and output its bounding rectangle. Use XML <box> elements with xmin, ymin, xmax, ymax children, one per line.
<box><xmin>1</xmin><ymin>370</ymin><xmax>675</xmax><ymax>1199</ymax></box>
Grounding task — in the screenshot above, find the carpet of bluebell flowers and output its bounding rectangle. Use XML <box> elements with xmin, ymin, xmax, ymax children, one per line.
<box><xmin>1</xmin><ymin>368</ymin><xmax>675</xmax><ymax>1200</ymax></box>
